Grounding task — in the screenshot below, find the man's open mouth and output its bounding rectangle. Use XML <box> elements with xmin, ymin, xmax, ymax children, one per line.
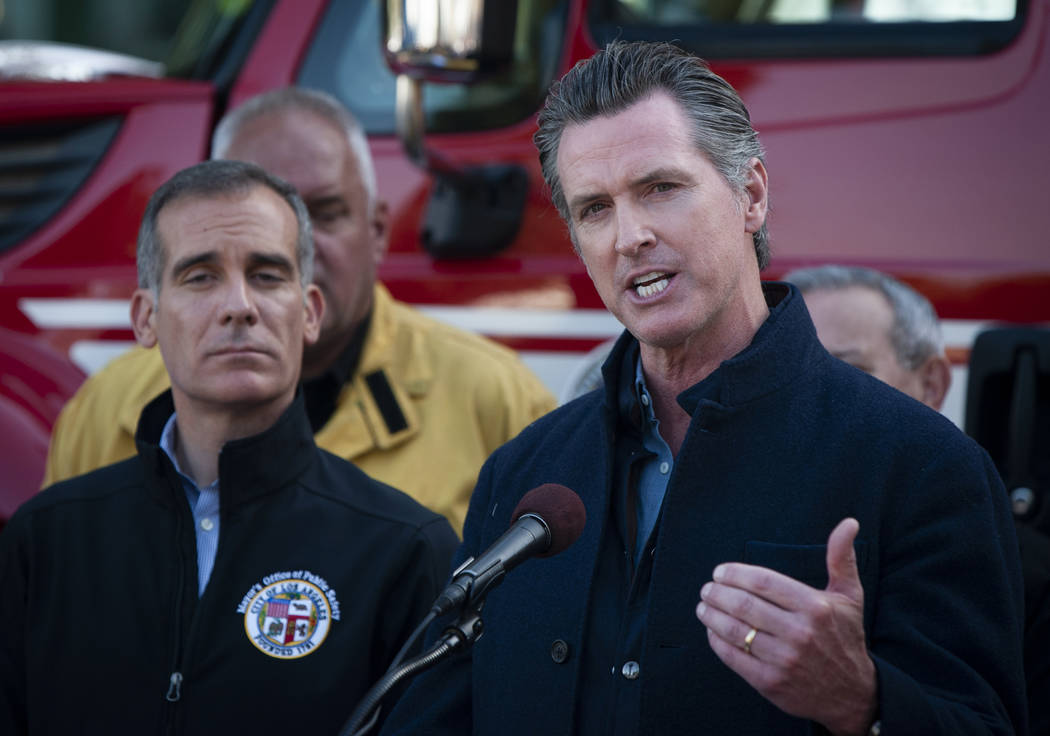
<box><xmin>633</xmin><ymin>272</ymin><xmax>671</xmax><ymax>298</ymax></box>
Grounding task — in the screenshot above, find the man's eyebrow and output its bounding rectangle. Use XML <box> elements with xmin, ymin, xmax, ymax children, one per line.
<box><xmin>635</xmin><ymin>166</ymin><xmax>690</xmax><ymax>185</ymax></box>
<box><xmin>567</xmin><ymin>190</ymin><xmax>604</xmax><ymax>215</ymax></box>
<box><xmin>169</xmin><ymin>251</ymin><xmax>296</xmax><ymax>279</ymax></box>
<box><xmin>566</xmin><ymin>167</ymin><xmax>693</xmax><ymax>213</ymax></box>
<box><xmin>170</xmin><ymin>251</ymin><xmax>218</xmax><ymax>278</ymax></box>
<box><xmin>306</xmin><ymin>195</ymin><xmax>348</xmax><ymax>211</ymax></box>
<box><xmin>248</xmin><ymin>252</ymin><xmax>296</xmax><ymax>273</ymax></box>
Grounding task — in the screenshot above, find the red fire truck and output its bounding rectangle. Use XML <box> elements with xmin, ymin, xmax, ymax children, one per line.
<box><xmin>1</xmin><ymin>0</ymin><xmax>1047</xmax><ymax>522</ymax></box>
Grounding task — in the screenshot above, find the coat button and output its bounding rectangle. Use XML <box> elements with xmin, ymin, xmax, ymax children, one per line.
<box><xmin>621</xmin><ymin>660</ymin><xmax>640</xmax><ymax>680</ymax></box>
<box><xmin>550</xmin><ymin>639</ymin><xmax>570</xmax><ymax>664</ymax></box>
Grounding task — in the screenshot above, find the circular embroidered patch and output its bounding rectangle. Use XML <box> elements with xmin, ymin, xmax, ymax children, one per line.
<box><xmin>243</xmin><ymin>579</ymin><xmax>331</xmax><ymax>659</ymax></box>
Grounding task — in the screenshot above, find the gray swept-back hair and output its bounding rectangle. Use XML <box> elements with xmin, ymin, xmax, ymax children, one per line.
<box><xmin>534</xmin><ymin>40</ymin><xmax>769</xmax><ymax>268</ymax></box>
<box><xmin>211</xmin><ymin>87</ymin><xmax>377</xmax><ymax>209</ymax></box>
<box><xmin>784</xmin><ymin>264</ymin><xmax>945</xmax><ymax>369</ymax></box>
<box><xmin>136</xmin><ymin>159</ymin><xmax>314</xmax><ymax>297</ymax></box>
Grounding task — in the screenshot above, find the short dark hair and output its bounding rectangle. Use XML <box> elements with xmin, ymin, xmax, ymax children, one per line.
<box><xmin>137</xmin><ymin>160</ymin><xmax>313</xmax><ymax>296</ymax></box>
<box><xmin>534</xmin><ymin>40</ymin><xmax>769</xmax><ymax>267</ymax></box>
<box><xmin>785</xmin><ymin>264</ymin><xmax>944</xmax><ymax>369</ymax></box>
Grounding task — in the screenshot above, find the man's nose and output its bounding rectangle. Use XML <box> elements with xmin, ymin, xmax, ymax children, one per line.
<box><xmin>220</xmin><ymin>277</ymin><xmax>259</xmax><ymax>326</ymax></box>
<box><xmin>613</xmin><ymin>202</ymin><xmax>655</xmax><ymax>256</ymax></box>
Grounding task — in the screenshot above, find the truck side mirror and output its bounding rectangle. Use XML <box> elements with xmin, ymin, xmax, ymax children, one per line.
<box><xmin>383</xmin><ymin>0</ymin><xmax>519</xmax><ymax>167</ymax></box>
<box><xmin>382</xmin><ymin>0</ymin><xmax>527</xmax><ymax>260</ymax></box>
<box><xmin>384</xmin><ymin>0</ymin><xmax>518</xmax><ymax>84</ymax></box>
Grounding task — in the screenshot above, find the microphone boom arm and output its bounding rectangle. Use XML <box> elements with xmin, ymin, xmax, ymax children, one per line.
<box><xmin>338</xmin><ymin>599</ymin><xmax>486</xmax><ymax>736</ymax></box>
<box><xmin>339</xmin><ymin>485</ymin><xmax>585</xmax><ymax>736</ymax></box>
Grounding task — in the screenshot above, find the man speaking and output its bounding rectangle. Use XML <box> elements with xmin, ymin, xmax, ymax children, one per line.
<box><xmin>379</xmin><ymin>41</ymin><xmax>1026</xmax><ymax>735</ymax></box>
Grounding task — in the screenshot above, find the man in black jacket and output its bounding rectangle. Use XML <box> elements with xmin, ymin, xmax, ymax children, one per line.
<box><xmin>0</xmin><ymin>160</ymin><xmax>458</xmax><ymax>735</ymax></box>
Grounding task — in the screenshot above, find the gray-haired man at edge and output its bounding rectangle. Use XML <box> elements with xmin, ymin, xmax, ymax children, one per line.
<box><xmin>787</xmin><ymin>263</ymin><xmax>1046</xmax><ymax>735</ymax></box>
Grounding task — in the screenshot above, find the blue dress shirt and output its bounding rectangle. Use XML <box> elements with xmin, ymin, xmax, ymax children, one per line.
<box><xmin>159</xmin><ymin>414</ymin><xmax>221</xmax><ymax>597</ymax></box>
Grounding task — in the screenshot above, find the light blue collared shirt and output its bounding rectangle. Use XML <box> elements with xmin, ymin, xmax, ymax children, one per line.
<box><xmin>629</xmin><ymin>357</ymin><xmax>675</xmax><ymax>561</ymax></box>
<box><xmin>159</xmin><ymin>414</ymin><xmax>220</xmax><ymax>597</ymax></box>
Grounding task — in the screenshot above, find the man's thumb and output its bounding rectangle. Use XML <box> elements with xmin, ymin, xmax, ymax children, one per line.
<box><xmin>825</xmin><ymin>517</ymin><xmax>863</xmax><ymax>601</ymax></box>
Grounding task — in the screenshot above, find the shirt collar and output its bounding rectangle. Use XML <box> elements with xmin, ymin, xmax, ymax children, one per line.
<box><xmin>158</xmin><ymin>412</ymin><xmax>218</xmax><ymax>496</ymax></box>
<box><xmin>136</xmin><ymin>389</ymin><xmax>316</xmax><ymax>509</ymax></box>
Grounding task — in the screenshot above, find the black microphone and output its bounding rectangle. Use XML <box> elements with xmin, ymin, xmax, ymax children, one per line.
<box><xmin>338</xmin><ymin>486</ymin><xmax>585</xmax><ymax>736</ymax></box>
<box><xmin>430</xmin><ymin>484</ymin><xmax>586</xmax><ymax>616</ymax></box>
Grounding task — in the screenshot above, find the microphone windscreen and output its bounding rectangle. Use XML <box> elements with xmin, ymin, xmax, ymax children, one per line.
<box><xmin>511</xmin><ymin>483</ymin><xmax>586</xmax><ymax>558</ymax></box>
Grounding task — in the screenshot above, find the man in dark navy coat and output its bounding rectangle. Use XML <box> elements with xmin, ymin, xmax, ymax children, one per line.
<box><xmin>380</xmin><ymin>41</ymin><xmax>1026</xmax><ymax>735</ymax></box>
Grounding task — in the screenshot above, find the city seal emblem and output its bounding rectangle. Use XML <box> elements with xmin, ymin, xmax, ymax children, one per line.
<box><xmin>241</xmin><ymin>572</ymin><xmax>333</xmax><ymax>659</ymax></box>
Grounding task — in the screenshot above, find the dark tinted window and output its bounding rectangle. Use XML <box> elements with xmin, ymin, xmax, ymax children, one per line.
<box><xmin>588</xmin><ymin>0</ymin><xmax>1023</xmax><ymax>57</ymax></box>
<box><xmin>0</xmin><ymin>0</ymin><xmax>191</xmax><ymax>62</ymax></box>
<box><xmin>298</xmin><ymin>0</ymin><xmax>569</xmax><ymax>135</ymax></box>
<box><xmin>0</xmin><ymin>0</ymin><xmax>266</xmax><ymax>81</ymax></box>
<box><xmin>0</xmin><ymin>118</ymin><xmax>121</xmax><ymax>254</ymax></box>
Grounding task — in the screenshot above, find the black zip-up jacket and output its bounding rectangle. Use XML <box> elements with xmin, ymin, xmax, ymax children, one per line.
<box><xmin>0</xmin><ymin>390</ymin><xmax>458</xmax><ymax>735</ymax></box>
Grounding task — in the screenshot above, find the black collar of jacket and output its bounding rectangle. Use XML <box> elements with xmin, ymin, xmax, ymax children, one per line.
<box><xmin>133</xmin><ymin>388</ymin><xmax>316</xmax><ymax>510</ymax></box>
<box><xmin>599</xmin><ymin>281</ymin><xmax>823</xmax><ymax>415</ymax></box>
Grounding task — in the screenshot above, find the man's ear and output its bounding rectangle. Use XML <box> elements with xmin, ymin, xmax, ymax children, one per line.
<box><xmin>130</xmin><ymin>288</ymin><xmax>159</xmax><ymax>348</ymax></box>
<box><xmin>742</xmin><ymin>157</ymin><xmax>769</xmax><ymax>235</ymax></box>
<box><xmin>302</xmin><ymin>284</ymin><xmax>325</xmax><ymax>346</ymax></box>
<box><xmin>370</xmin><ymin>199</ymin><xmax>391</xmax><ymax>266</ymax></box>
<box><xmin>918</xmin><ymin>354</ymin><xmax>952</xmax><ymax>412</ymax></box>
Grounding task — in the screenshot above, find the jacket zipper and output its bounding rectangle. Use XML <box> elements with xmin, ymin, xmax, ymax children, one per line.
<box><xmin>166</xmin><ymin>671</ymin><xmax>183</xmax><ymax>701</ymax></box>
<box><xmin>165</xmin><ymin>469</ymin><xmax>190</xmax><ymax>733</ymax></box>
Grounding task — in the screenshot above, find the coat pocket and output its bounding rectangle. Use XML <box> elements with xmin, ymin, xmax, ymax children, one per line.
<box><xmin>743</xmin><ymin>540</ymin><xmax>869</xmax><ymax>588</ymax></box>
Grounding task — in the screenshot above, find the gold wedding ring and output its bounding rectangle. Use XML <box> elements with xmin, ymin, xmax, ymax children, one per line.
<box><xmin>743</xmin><ymin>627</ymin><xmax>758</xmax><ymax>655</ymax></box>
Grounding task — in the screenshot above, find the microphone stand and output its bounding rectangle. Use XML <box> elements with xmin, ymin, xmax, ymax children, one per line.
<box><xmin>337</xmin><ymin>588</ymin><xmax>487</xmax><ymax>736</ymax></box>
<box><xmin>338</xmin><ymin>505</ymin><xmax>568</xmax><ymax>736</ymax></box>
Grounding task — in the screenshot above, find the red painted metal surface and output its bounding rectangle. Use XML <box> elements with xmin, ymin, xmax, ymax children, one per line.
<box><xmin>0</xmin><ymin>0</ymin><xmax>1047</xmax><ymax>518</ymax></box>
